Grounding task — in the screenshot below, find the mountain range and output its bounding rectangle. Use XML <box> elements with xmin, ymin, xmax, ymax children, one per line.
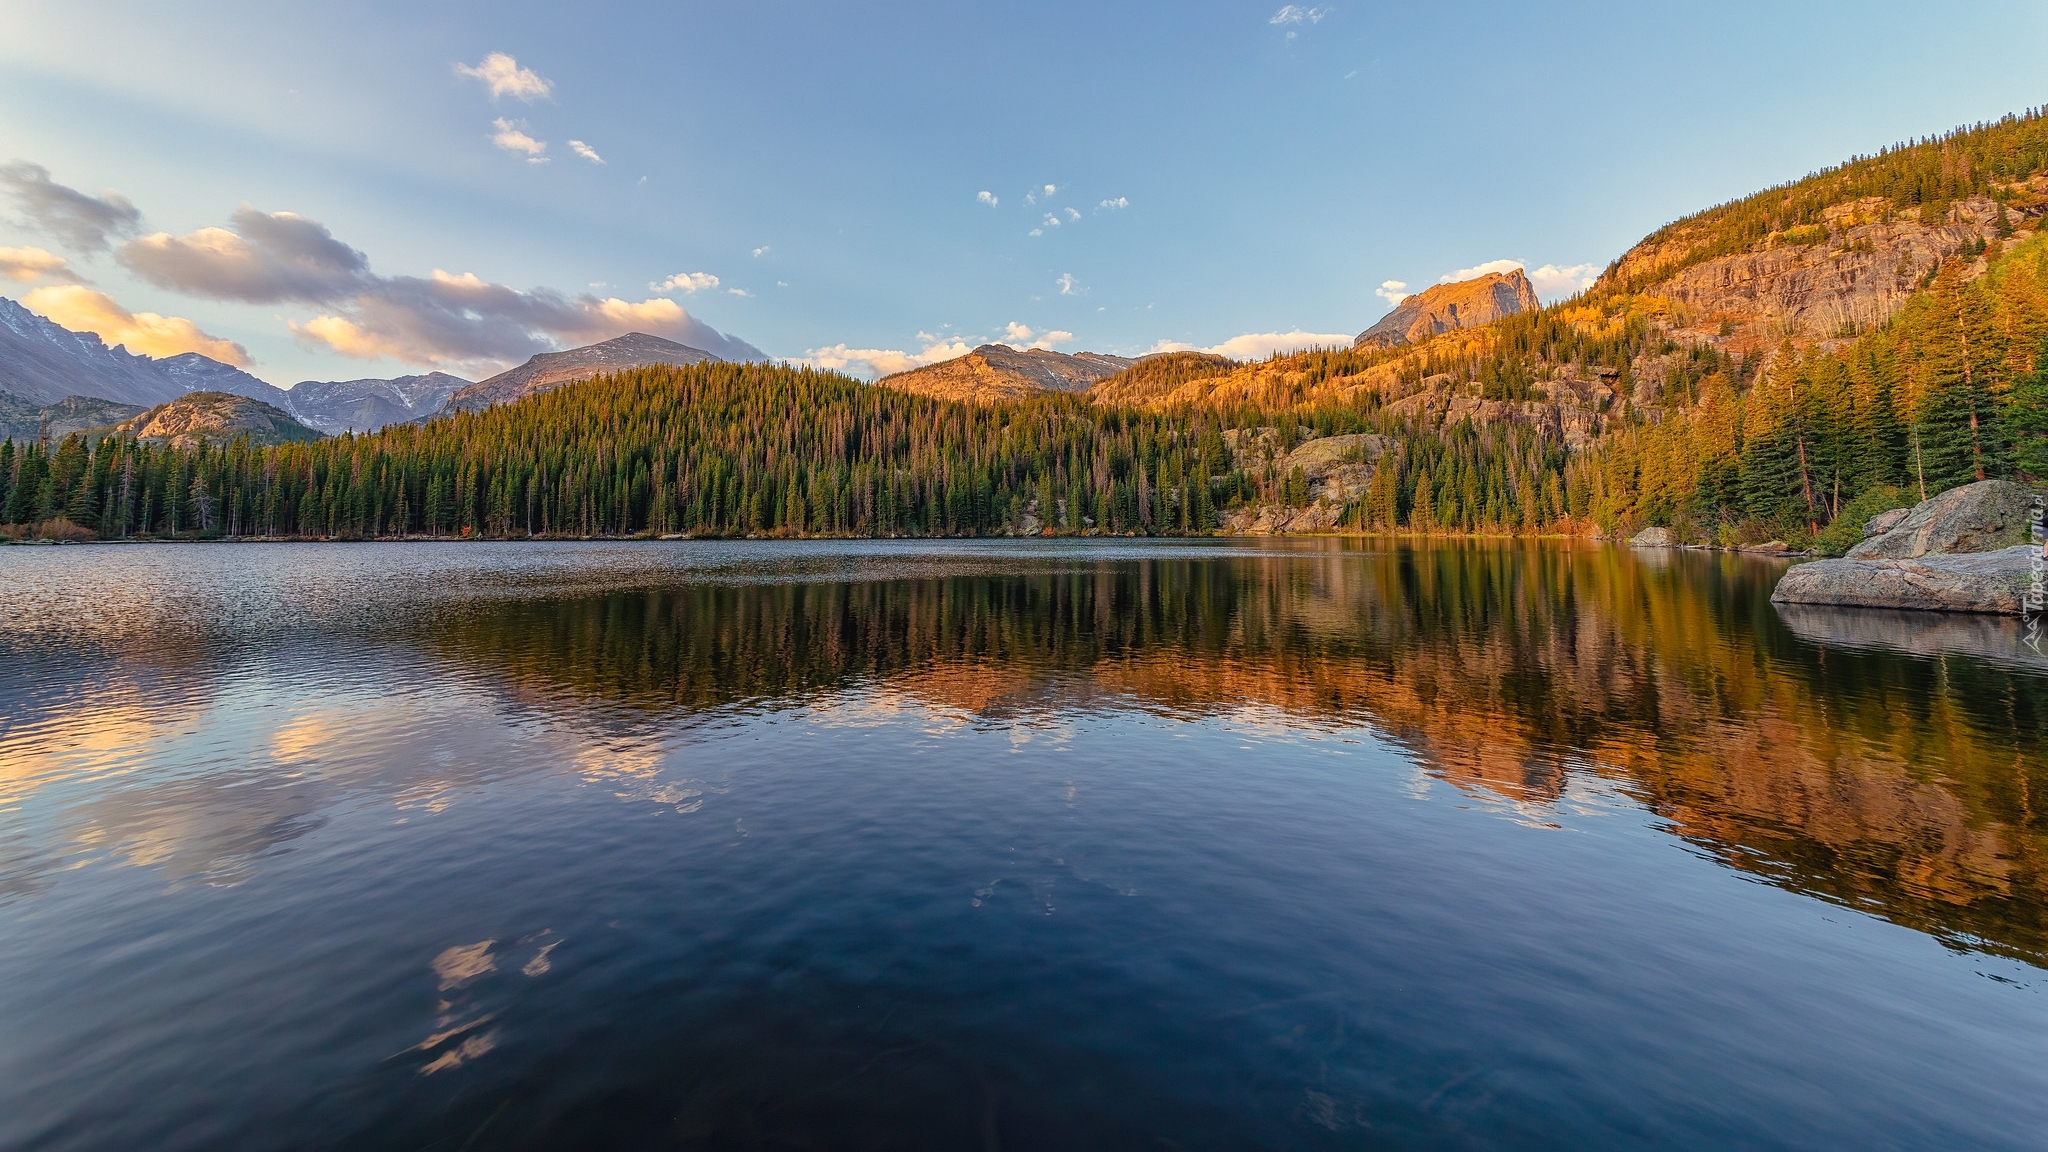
<box><xmin>442</xmin><ymin>333</ymin><xmax>722</xmax><ymax>413</ymax></box>
<box><xmin>877</xmin><ymin>344</ymin><xmax>1137</xmax><ymax>404</ymax></box>
<box><xmin>0</xmin><ymin>291</ymin><xmax>738</xmax><ymax>439</ymax></box>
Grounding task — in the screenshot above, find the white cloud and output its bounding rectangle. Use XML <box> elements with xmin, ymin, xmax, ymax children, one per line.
<box><xmin>1269</xmin><ymin>5</ymin><xmax>1331</xmax><ymax>24</ymax></box>
<box><xmin>0</xmin><ymin>245</ymin><xmax>71</xmax><ymax>282</ymax></box>
<box><xmin>567</xmin><ymin>139</ymin><xmax>604</xmax><ymax>164</ymax></box>
<box><xmin>1375</xmin><ymin>279</ymin><xmax>1408</xmax><ymax>306</ymax></box>
<box><xmin>1097</xmin><ymin>197</ymin><xmax>1129</xmax><ymax>210</ymax></box>
<box><xmin>652</xmin><ymin>271</ymin><xmax>719</xmax><ymax>293</ymax></box>
<box><xmin>1434</xmin><ymin>258</ymin><xmax>1600</xmax><ymax>301</ymax></box>
<box><xmin>455</xmin><ymin>53</ymin><xmax>553</xmax><ymax>102</ymax></box>
<box><xmin>1028</xmin><ymin>228</ymin><xmax>1043</xmax><ymax>237</ymax></box>
<box><xmin>1439</xmin><ymin>258</ymin><xmax>1523</xmax><ymax>283</ymax></box>
<box><xmin>1001</xmin><ymin>322</ymin><xmax>1073</xmax><ymax>351</ymax></box>
<box><xmin>752</xmin><ymin>246</ymin><xmax>769</xmax><ymax>257</ymax></box>
<box><xmin>1041</xmin><ymin>213</ymin><xmax>1061</xmax><ymax>228</ymax></box>
<box><xmin>1056</xmin><ymin>272</ymin><xmax>1083</xmax><ymax>296</ymax></box>
<box><xmin>726</xmin><ymin>287</ymin><xmax>752</xmax><ymax>297</ymax></box>
<box><xmin>976</xmin><ymin>190</ymin><xmax>999</xmax><ymax>207</ymax></box>
<box><xmin>23</xmin><ymin>284</ymin><xmax>251</xmax><ymax>365</ymax></box>
<box><xmin>1043</xmin><ymin>184</ymin><xmax>1057</xmax><ymax>196</ymax></box>
<box><xmin>1064</xmin><ymin>207</ymin><xmax>1080</xmax><ymax>222</ymax></box>
<box><xmin>490</xmin><ymin>118</ymin><xmax>548</xmax><ymax>162</ymax></box>
<box><xmin>1525</xmin><ymin>262</ymin><xmax>1601</xmax><ymax>300</ymax></box>
<box><xmin>1148</xmin><ymin>330</ymin><xmax>1352</xmax><ymax>360</ymax></box>
<box><xmin>799</xmin><ymin>337</ymin><xmax>973</xmax><ymax>378</ymax></box>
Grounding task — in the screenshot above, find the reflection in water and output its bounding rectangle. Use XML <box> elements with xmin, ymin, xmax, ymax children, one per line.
<box><xmin>422</xmin><ymin>543</ymin><xmax>2048</xmax><ymax>963</ymax></box>
<box><xmin>3</xmin><ymin>540</ymin><xmax>2045</xmax><ymax>1150</ymax></box>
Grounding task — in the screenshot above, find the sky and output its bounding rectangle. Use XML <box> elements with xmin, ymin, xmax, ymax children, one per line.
<box><xmin>1</xmin><ymin>0</ymin><xmax>2044</xmax><ymax>387</ymax></box>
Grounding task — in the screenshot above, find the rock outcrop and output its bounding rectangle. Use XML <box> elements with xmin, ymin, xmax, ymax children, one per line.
<box><xmin>1354</xmin><ymin>269</ymin><xmax>1540</xmax><ymax>350</ymax></box>
<box><xmin>1845</xmin><ymin>480</ymin><xmax>2036</xmax><ymax>559</ymax></box>
<box><xmin>1217</xmin><ymin>431</ymin><xmax>1390</xmax><ymax>534</ymax></box>
<box><xmin>1770</xmin><ymin>546</ymin><xmax>2040</xmax><ymax>615</ymax></box>
<box><xmin>110</xmin><ymin>391</ymin><xmax>323</xmax><ymax>448</ymax></box>
<box><xmin>1629</xmin><ymin>527</ymin><xmax>1673</xmax><ymax>547</ymax></box>
<box><xmin>879</xmin><ymin>345</ymin><xmax>1135</xmax><ymax>404</ymax></box>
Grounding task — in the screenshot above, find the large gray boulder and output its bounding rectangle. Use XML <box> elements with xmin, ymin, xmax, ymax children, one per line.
<box><xmin>1628</xmin><ymin>526</ymin><xmax>1673</xmax><ymax>547</ymax></box>
<box><xmin>1770</xmin><ymin>545</ymin><xmax>2041</xmax><ymax>615</ymax></box>
<box><xmin>1846</xmin><ymin>480</ymin><xmax>2036</xmax><ymax>559</ymax></box>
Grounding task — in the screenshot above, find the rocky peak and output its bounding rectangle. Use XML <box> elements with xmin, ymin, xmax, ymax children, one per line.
<box><xmin>1355</xmin><ymin>269</ymin><xmax>1540</xmax><ymax>350</ymax></box>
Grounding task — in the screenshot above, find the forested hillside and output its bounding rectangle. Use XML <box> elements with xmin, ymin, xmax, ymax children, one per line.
<box><xmin>4</xmin><ymin>110</ymin><xmax>2047</xmax><ymax>544</ymax></box>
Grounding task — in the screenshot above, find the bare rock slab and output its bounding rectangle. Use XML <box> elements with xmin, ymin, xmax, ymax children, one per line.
<box><xmin>1771</xmin><ymin>545</ymin><xmax>2042</xmax><ymax>615</ymax></box>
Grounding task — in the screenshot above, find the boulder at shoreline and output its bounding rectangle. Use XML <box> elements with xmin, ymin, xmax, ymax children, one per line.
<box><xmin>1771</xmin><ymin>545</ymin><xmax>2041</xmax><ymax>615</ymax></box>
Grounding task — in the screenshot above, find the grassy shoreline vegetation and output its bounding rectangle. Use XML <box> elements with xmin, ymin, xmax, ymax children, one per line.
<box><xmin>3</xmin><ymin>113</ymin><xmax>2046</xmax><ymax>547</ymax></box>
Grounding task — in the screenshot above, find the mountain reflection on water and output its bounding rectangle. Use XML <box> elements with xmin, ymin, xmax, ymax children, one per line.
<box><xmin>414</xmin><ymin>542</ymin><xmax>2048</xmax><ymax>965</ymax></box>
<box><xmin>2</xmin><ymin>539</ymin><xmax>2045</xmax><ymax>1150</ymax></box>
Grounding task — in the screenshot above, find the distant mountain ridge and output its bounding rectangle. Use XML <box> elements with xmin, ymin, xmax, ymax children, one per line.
<box><xmin>1354</xmin><ymin>270</ymin><xmax>1541</xmax><ymax>350</ymax></box>
<box><xmin>289</xmin><ymin>373</ymin><xmax>469</xmax><ymax>434</ymax></box>
<box><xmin>442</xmin><ymin>332</ymin><xmax>725</xmax><ymax>414</ymax></box>
<box><xmin>878</xmin><ymin>344</ymin><xmax>1137</xmax><ymax>404</ymax></box>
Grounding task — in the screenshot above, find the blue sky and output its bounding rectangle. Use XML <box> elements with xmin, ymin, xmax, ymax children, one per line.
<box><xmin>1</xmin><ymin>0</ymin><xmax>2044</xmax><ymax>385</ymax></box>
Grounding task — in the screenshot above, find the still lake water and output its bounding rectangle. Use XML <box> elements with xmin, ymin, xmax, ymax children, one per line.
<box><xmin>1</xmin><ymin>539</ymin><xmax>2045</xmax><ymax>1150</ymax></box>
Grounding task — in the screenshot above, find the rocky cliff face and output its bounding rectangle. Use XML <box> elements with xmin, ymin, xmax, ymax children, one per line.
<box><xmin>1605</xmin><ymin>184</ymin><xmax>2045</xmax><ymax>348</ymax></box>
<box><xmin>1354</xmin><ymin>269</ymin><xmax>1540</xmax><ymax>349</ymax></box>
<box><xmin>878</xmin><ymin>344</ymin><xmax>1136</xmax><ymax>404</ymax></box>
<box><xmin>442</xmin><ymin>333</ymin><xmax>720</xmax><ymax>414</ymax></box>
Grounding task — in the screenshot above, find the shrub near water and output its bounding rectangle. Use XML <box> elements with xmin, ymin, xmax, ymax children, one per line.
<box><xmin>1815</xmin><ymin>485</ymin><xmax>1912</xmax><ymax>556</ymax></box>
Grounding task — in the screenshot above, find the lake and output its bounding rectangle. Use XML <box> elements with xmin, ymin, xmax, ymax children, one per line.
<box><xmin>1</xmin><ymin>539</ymin><xmax>2044</xmax><ymax>1150</ymax></box>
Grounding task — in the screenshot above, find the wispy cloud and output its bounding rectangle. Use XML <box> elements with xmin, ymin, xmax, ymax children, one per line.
<box><xmin>652</xmin><ymin>271</ymin><xmax>719</xmax><ymax>293</ymax></box>
<box><xmin>1149</xmin><ymin>330</ymin><xmax>1351</xmax><ymax>360</ymax></box>
<box><xmin>1269</xmin><ymin>5</ymin><xmax>1331</xmax><ymax>24</ymax></box>
<box><xmin>976</xmin><ymin>190</ymin><xmax>999</xmax><ymax>207</ymax></box>
<box><xmin>0</xmin><ymin>245</ymin><xmax>73</xmax><ymax>282</ymax></box>
<box><xmin>1063</xmin><ymin>207</ymin><xmax>1080</xmax><ymax>222</ymax></box>
<box><xmin>0</xmin><ymin>162</ymin><xmax>142</xmax><ymax>252</ymax></box>
<box><xmin>490</xmin><ymin>118</ymin><xmax>548</xmax><ymax>163</ymax></box>
<box><xmin>23</xmin><ymin>284</ymin><xmax>250</xmax><ymax>364</ymax></box>
<box><xmin>726</xmin><ymin>287</ymin><xmax>752</xmax><ymax>297</ymax></box>
<box><xmin>1056</xmin><ymin>273</ymin><xmax>1083</xmax><ymax>297</ymax></box>
<box><xmin>752</xmin><ymin>246</ymin><xmax>769</xmax><ymax>257</ymax></box>
<box><xmin>1374</xmin><ymin>279</ymin><xmax>1408</xmax><ymax>306</ymax></box>
<box><xmin>567</xmin><ymin>139</ymin><xmax>603</xmax><ymax>164</ymax></box>
<box><xmin>1097</xmin><ymin>197</ymin><xmax>1129</xmax><ymax>211</ymax></box>
<box><xmin>455</xmin><ymin>53</ymin><xmax>553</xmax><ymax>102</ymax></box>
